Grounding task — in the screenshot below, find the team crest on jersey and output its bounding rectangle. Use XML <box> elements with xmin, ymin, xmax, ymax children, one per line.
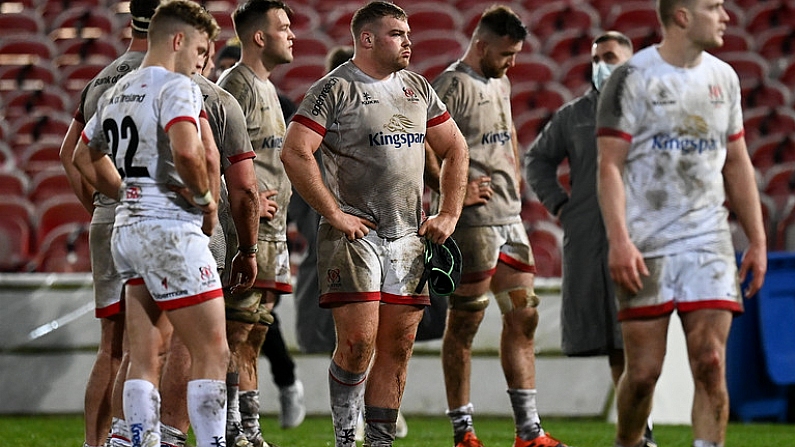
<box><xmin>327</xmin><ymin>268</ymin><xmax>341</xmax><ymax>289</ymax></box>
<box><xmin>403</xmin><ymin>86</ymin><xmax>420</xmax><ymax>103</ymax></box>
<box><xmin>708</xmin><ymin>84</ymin><xmax>725</xmax><ymax>106</ymax></box>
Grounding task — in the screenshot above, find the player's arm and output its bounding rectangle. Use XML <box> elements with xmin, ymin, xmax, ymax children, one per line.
<box><xmin>422</xmin><ymin>118</ymin><xmax>469</xmax><ymax>244</ymax></box>
<box><xmin>597</xmin><ymin>135</ymin><xmax>647</xmax><ymax>293</ymax></box>
<box><xmin>200</xmin><ymin>116</ymin><xmax>221</xmax><ymax>202</ymax></box>
<box><xmin>169</xmin><ymin>120</ymin><xmax>217</xmax><ymax>219</ymax></box>
<box><xmin>723</xmin><ymin>136</ymin><xmax>767</xmax><ymax>296</ymax></box>
<box><xmin>281</xmin><ymin>121</ymin><xmax>375</xmax><ymax>240</ymax></box>
<box><xmin>60</xmin><ymin>119</ymin><xmax>96</xmax><ymax>213</ymax></box>
<box><xmin>225</xmin><ymin>157</ymin><xmax>259</xmax><ymax>293</ymax></box>
<box><xmin>73</xmin><ymin>138</ymin><xmax>122</xmax><ymax>202</ymax></box>
<box><xmin>510</xmin><ymin>123</ymin><xmax>522</xmax><ymax>194</ymax></box>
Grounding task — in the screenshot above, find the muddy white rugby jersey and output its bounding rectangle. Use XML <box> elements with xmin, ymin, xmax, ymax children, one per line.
<box><xmin>82</xmin><ymin>66</ymin><xmax>206</xmax><ymax>227</ymax></box>
<box><xmin>75</xmin><ymin>51</ymin><xmax>145</xmax><ymax>224</ymax></box>
<box><xmin>292</xmin><ymin>61</ymin><xmax>451</xmax><ymax>239</ymax></box>
<box><xmin>433</xmin><ymin>61</ymin><xmax>521</xmax><ymax>227</ymax></box>
<box><xmin>596</xmin><ymin>46</ymin><xmax>744</xmax><ymax>256</ymax></box>
<box><xmin>217</xmin><ymin>63</ymin><xmax>290</xmax><ymax>242</ymax></box>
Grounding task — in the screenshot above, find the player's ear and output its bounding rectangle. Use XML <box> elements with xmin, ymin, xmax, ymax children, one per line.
<box><xmin>360</xmin><ymin>32</ymin><xmax>373</xmax><ymax>48</ymax></box>
<box><xmin>673</xmin><ymin>7</ymin><xmax>689</xmax><ymax>29</ymax></box>
<box><xmin>253</xmin><ymin>30</ymin><xmax>265</xmax><ymax>48</ymax></box>
<box><xmin>172</xmin><ymin>31</ymin><xmax>184</xmax><ymax>51</ymax></box>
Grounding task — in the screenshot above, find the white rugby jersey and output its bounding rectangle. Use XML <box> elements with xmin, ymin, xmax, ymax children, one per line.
<box><xmin>292</xmin><ymin>61</ymin><xmax>450</xmax><ymax>239</ymax></box>
<box><xmin>217</xmin><ymin>63</ymin><xmax>291</xmax><ymax>242</ymax></box>
<box><xmin>596</xmin><ymin>46</ymin><xmax>744</xmax><ymax>256</ymax></box>
<box><xmin>82</xmin><ymin>66</ymin><xmax>206</xmax><ymax>227</ymax></box>
<box><xmin>432</xmin><ymin>61</ymin><xmax>521</xmax><ymax>227</ymax></box>
<box><xmin>75</xmin><ymin>51</ymin><xmax>145</xmax><ymax>224</ymax></box>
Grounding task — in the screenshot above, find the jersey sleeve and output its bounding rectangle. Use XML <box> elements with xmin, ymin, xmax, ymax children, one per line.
<box><xmin>595</xmin><ymin>64</ymin><xmax>641</xmax><ymax>142</ymax></box>
<box><xmin>726</xmin><ymin>69</ymin><xmax>744</xmax><ymax>141</ymax></box>
<box><xmin>419</xmin><ymin>74</ymin><xmax>449</xmax><ymax>128</ymax></box>
<box><xmin>80</xmin><ymin>90</ymin><xmax>111</xmax><ymax>155</ymax></box>
<box><xmin>292</xmin><ymin>75</ymin><xmax>341</xmax><ymax>137</ymax></box>
<box><xmin>432</xmin><ymin>70</ymin><xmax>463</xmax><ymax>119</ymax></box>
<box><xmin>221</xmin><ymin>93</ymin><xmax>256</xmax><ymax>167</ymax></box>
<box><xmin>159</xmin><ymin>77</ymin><xmax>201</xmax><ymax>132</ymax></box>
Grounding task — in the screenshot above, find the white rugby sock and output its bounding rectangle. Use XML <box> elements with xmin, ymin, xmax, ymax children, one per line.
<box><xmin>187</xmin><ymin>379</ymin><xmax>227</xmax><ymax>447</ymax></box>
<box><xmin>508</xmin><ymin>388</ymin><xmax>543</xmax><ymax>439</ymax></box>
<box><xmin>123</xmin><ymin>379</ymin><xmax>160</xmax><ymax>447</ymax></box>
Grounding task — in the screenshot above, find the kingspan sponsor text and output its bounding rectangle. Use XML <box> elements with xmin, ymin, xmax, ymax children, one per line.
<box><xmin>368</xmin><ymin>132</ymin><xmax>426</xmax><ymax>149</ymax></box>
<box><xmin>652</xmin><ymin>133</ymin><xmax>718</xmax><ymax>154</ymax></box>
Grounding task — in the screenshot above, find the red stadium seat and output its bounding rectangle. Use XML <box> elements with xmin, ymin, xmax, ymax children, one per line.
<box><xmin>4</xmin><ymin>87</ymin><xmax>72</xmax><ymax>121</ymax></box>
<box><xmin>624</xmin><ymin>27</ymin><xmax>663</xmax><ymax>52</ymax></box>
<box><xmin>323</xmin><ymin>4</ymin><xmax>359</xmax><ymax>45</ymax></box>
<box><xmin>49</xmin><ymin>7</ymin><xmax>118</xmax><ymax>40</ymax></box>
<box><xmin>527</xmin><ymin>225</ymin><xmax>563</xmax><ymax>277</ymax></box>
<box><xmin>402</xmin><ymin>3</ymin><xmax>463</xmax><ymax>34</ymax></box>
<box><xmin>271</xmin><ymin>56</ymin><xmax>327</xmax><ymax>100</ymax></box>
<box><xmin>9</xmin><ymin>112</ymin><xmax>72</xmax><ymax>154</ymax></box>
<box><xmin>0</xmin><ymin>62</ymin><xmax>60</xmax><ymax>93</ymax></box>
<box><xmin>521</xmin><ymin>199</ymin><xmax>555</xmax><ymax>227</ymax></box>
<box><xmin>510</xmin><ymin>81</ymin><xmax>572</xmax><ymax>116</ymax></box>
<box><xmin>515</xmin><ymin>109</ymin><xmax>553</xmax><ymax>149</ymax></box>
<box><xmin>529</xmin><ymin>1</ymin><xmax>600</xmax><ymax>41</ymax></box>
<box><xmin>750</xmin><ymin>134</ymin><xmax>795</xmax><ymax>175</ymax></box>
<box><xmin>721</xmin><ymin>51</ymin><xmax>769</xmax><ymax>81</ymax></box>
<box><xmin>0</xmin><ymin>35</ymin><xmax>57</xmax><ymax>66</ymax></box>
<box><xmin>558</xmin><ymin>53</ymin><xmax>593</xmax><ymax>95</ymax></box>
<box><xmin>0</xmin><ymin>215</ymin><xmax>33</xmax><ymax>272</ymax></box>
<box><xmin>0</xmin><ymin>141</ymin><xmax>16</xmax><ymax>171</ymax></box>
<box><xmin>544</xmin><ymin>28</ymin><xmax>597</xmax><ymax>65</ymax></box>
<box><xmin>707</xmin><ymin>28</ymin><xmax>754</xmax><ymax>57</ymax></box>
<box><xmin>416</xmin><ymin>55</ymin><xmax>457</xmax><ymax>82</ymax></box>
<box><xmin>0</xmin><ymin>11</ymin><xmax>46</xmax><ymax>37</ymax></box>
<box><xmin>0</xmin><ymin>170</ymin><xmax>30</xmax><ymax>197</ymax></box>
<box><xmin>21</xmin><ymin>143</ymin><xmax>64</xmax><ymax>178</ymax></box>
<box><xmin>755</xmin><ymin>26</ymin><xmax>795</xmax><ymax>61</ymax></box>
<box><xmin>408</xmin><ymin>31</ymin><xmax>468</xmax><ymax>64</ymax></box>
<box><xmin>778</xmin><ymin>56</ymin><xmax>795</xmax><ymax>89</ymax></box>
<box><xmin>290</xmin><ymin>33</ymin><xmax>333</xmax><ymax>58</ymax></box>
<box><xmin>61</xmin><ymin>63</ymin><xmax>106</xmax><ymax>94</ymax></box>
<box><xmin>29</xmin><ymin>222</ymin><xmax>91</xmax><ymax>273</ymax></box>
<box><xmin>762</xmin><ymin>163</ymin><xmax>795</xmax><ymax>198</ymax></box>
<box><xmin>210</xmin><ymin>10</ymin><xmax>236</xmax><ymax>43</ymax></box>
<box><xmin>40</xmin><ymin>0</ymin><xmax>106</xmax><ymax>26</ymax></box>
<box><xmin>604</xmin><ymin>1</ymin><xmax>659</xmax><ymax>34</ymax></box>
<box><xmin>745</xmin><ymin>1</ymin><xmax>795</xmax><ymax>35</ymax></box>
<box><xmin>741</xmin><ymin>79</ymin><xmax>792</xmax><ymax>110</ymax></box>
<box><xmin>508</xmin><ymin>54</ymin><xmax>558</xmax><ymax>85</ymax></box>
<box><xmin>744</xmin><ymin>106</ymin><xmax>795</xmax><ymax>142</ymax></box>
<box><xmin>288</xmin><ymin>7</ymin><xmax>321</xmax><ymax>33</ymax></box>
<box><xmin>54</xmin><ymin>38</ymin><xmax>123</xmax><ymax>67</ymax></box>
<box><xmin>0</xmin><ymin>196</ymin><xmax>35</xmax><ymax>225</ymax></box>
<box><xmin>34</xmin><ymin>195</ymin><xmax>91</xmax><ymax>250</ymax></box>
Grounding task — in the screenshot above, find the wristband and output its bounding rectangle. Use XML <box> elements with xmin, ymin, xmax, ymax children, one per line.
<box><xmin>238</xmin><ymin>244</ymin><xmax>258</xmax><ymax>256</ymax></box>
<box><xmin>193</xmin><ymin>190</ymin><xmax>213</xmax><ymax>206</ymax></box>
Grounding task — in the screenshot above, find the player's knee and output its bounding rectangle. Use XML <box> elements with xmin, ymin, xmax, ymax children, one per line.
<box><xmin>494</xmin><ymin>287</ymin><xmax>539</xmax><ymax>315</ymax></box>
<box><xmin>692</xmin><ymin>348</ymin><xmax>723</xmax><ymax>385</ymax></box>
<box><xmin>625</xmin><ymin>364</ymin><xmax>662</xmax><ymax>393</ymax></box>
<box><xmin>449</xmin><ymin>293</ymin><xmax>489</xmax><ymax>312</ymax></box>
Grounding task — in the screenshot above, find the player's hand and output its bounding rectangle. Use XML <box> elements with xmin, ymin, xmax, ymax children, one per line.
<box><xmin>328</xmin><ymin>211</ymin><xmax>376</xmax><ymax>241</ymax></box>
<box><xmin>608</xmin><ymin>238</ymin><xmax>649</xmax><ymax>294</ymax></box>
<box><xmin>227</xmin><ymin>251</ymin><xmax>257</xmax><ymax>294</ymax></box>
<box><xmin>463</xmin><ymin>176</ymin><xmax>493</xmax><ymax>207</ymax></box>
<box><xmin>259</xmin><ymin>189</ymin><xmax>279</xmax><ymax>220</ymax></box>
<box><xmin>738</xmin><ymin>242</ymin><xmax>767</xmax><ymax>298</ymax></box>
<box><xmin>201</xmin><ymin>209</ymin><xmax>217</xmax><ymax>237</ymax></box>
<box><xmin>418</xmin><ymin>211</ymin><xmax>458</xmax><ymax>245</ymax></box>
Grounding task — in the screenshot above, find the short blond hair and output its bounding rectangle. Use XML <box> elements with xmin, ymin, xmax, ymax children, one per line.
<box><xmin>149</xmin><ymin>0</ymin><xmax>220</xmax><ymax>42</ymax></box>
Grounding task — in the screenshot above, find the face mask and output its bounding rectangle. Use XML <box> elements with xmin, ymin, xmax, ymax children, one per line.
<box><xmin>592</xmin><ymin>61</ymin><xmax>618</xmax><ymax>92</ymax></box>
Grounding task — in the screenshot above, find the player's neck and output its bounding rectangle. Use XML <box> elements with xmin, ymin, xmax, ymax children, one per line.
<box><xmin>128</xmin><ymin>37</ymin><xmax>148</xmax><ymax>53</ymax></box>
<box><xmin>657</xmin><ymin>37</ymin><xmax>703</xmax><ymax>69</ymax></box>
<box><xmin>350</xmin><ymin>56</ymin><xmax>393</xmax><ymax>81</ymax></box>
